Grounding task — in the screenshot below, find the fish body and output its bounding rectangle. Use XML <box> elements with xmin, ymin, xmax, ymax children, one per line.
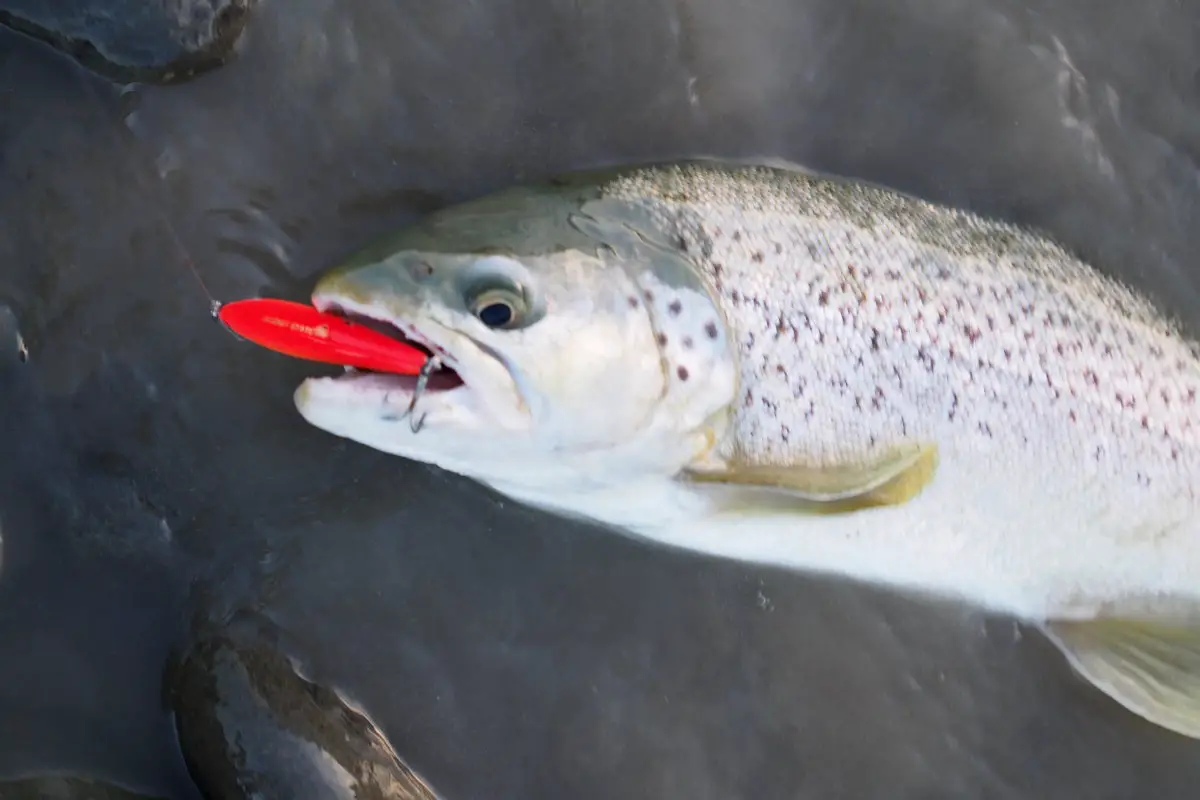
<box><xmin>294</xmin><ymin>160</ymin><xmax>1200</xmax><ymax>739</ymax></box>
<box><xmin>600</xmin><ymin>164</ymin><xmax>1200</xmax><ymax>622</ymax></box>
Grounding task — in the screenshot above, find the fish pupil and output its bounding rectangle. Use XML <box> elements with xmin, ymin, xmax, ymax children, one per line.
<box><xmin>477</xmin><ymin>301</ymin><xmax>514</xmax><ymax>328</ymax></box>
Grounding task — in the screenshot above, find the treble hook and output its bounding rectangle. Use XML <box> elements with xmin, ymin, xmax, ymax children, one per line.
<box><xmin>402</xmin><ymin>355</ymin><xmax>442</xmax><ymax>433</ymax></box>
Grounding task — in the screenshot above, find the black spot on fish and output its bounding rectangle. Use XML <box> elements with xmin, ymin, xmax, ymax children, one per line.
<box><xmin>705</xmin><ymin>321</ymin><xmax>719</xmax><ymax>339</ymax></box>
<box><xmin>628</xmin><ymin>296</ymin><xmax>639</xmax><ymax>308</ymax></box>
<box><xmin>644</xmin><ymin>289</ymin><xmax>655</xmax><ymax>302</ymax></box>
<box><xmin>657</xmin><ymin>333</ymin><xmax>668</xmax><ymax>346</ymax></box>
<box><xmin>677</xmin><ymin>365</ymin><xmax>689</xmax><ymax>381</ymax></box>
<box><xmin>752</xmin><ymin>250</ymin><xmax>764</xmax><ymax>263</ymax></box>
<box><xmin>668</xmin><ymin>299</ymin><xmax>682</xmax><ymax>316</ymax></box>
<box><xmin>682</xmin><ymin>336</ymin><xmax>693</xmax><ymax>349</ymax></box>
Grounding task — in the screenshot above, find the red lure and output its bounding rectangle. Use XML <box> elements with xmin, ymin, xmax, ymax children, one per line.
<box><xmin>216</xmin><ymin>298</ymin><xmax>427</xmax><ymax>375</ymax></box>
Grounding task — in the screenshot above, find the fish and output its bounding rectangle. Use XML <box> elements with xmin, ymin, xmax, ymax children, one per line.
<box><xmin>293</xmin><ymin>159</ymin><xmax>1200</xmax><ymax>740</ymax></box>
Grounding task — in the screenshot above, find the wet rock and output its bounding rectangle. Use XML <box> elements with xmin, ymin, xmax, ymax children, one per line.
<box><xmin>0</xmin><ymin>776</ymin><xmax>167</xmax><ymax>799</ymax></box>
<box><xmin>0</xmin><ymin>303</ymin><xmax>26</xmax><ymax>367</ymax></box>
<box><xmin>167</xmin><ymin>616</ymin><xmax>438</xmax><ymax>800</ymax></box>
<box><xmin>0</xmin><ymin>0</ymin><xmax>255</xmax><ymax>84</ymax></box>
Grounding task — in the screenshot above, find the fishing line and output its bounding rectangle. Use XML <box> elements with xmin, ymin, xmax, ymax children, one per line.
<box><xmin>74</xmin><ymin>73</ymin><xmax>434</xmax><ymax>389</ymax></box>
<box><xmin>79</xmin><ymin>75</ymin><xmax>231</xmax><ymax>328</ymax></box>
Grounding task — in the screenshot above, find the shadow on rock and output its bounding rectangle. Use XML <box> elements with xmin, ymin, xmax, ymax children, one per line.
<box><xmin>167</xmin><ymin>613</ymin><xmax>439</xmax><ymax>800</ymax></box>
<box><xmin>0</xmin><ymin>777</ymin><xmax>167</xmax><ymax>799</ymax></box>
<box><xmin>0</xmin><ymin>0</ymin><xmax>256</xmax><ymax>84</ymax></box>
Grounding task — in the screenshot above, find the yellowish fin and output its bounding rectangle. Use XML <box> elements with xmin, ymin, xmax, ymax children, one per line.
<box><xmin>682</xmin><ymin>442</ymin><xmax>938</xmax><ymax>514</ymax></box>
<box><xmin>1046</xmin><ymin>614</ymin><xmax>1200</xmax><ymax>739</ymax></box>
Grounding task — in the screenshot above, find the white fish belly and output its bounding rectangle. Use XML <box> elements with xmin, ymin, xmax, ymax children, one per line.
<box><xmin>654</xmin><ymin>443</ymin><xmax>1200</xmax><ymax>621</ymax></box>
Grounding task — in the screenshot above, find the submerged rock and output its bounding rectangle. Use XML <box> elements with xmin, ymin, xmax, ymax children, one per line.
<box><xmin>0</xmin><ymin>303</ymin><xmax>25</xmax><ymax>367</ymax></box>
<box><xmin>167</xmin><ymin>615</ymin><xmax>438</xmax><ymax>800</ymax></box>
<box><xmin>0</xmin><ymin>0</ymin><xmax>256</xmax><ymax>84</ymax></box>
<box><xmin>0</xmin><ymin>776</ymin><xmax>167</xmax><ymax>799</ymax></box>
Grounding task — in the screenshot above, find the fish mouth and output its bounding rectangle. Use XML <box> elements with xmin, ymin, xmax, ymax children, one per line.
<box><xmin>297</xmin><ymin>290</ymin><xmax>525</xmax><ymax>430</ymax></box>
<box><xmin>323</xmin><ymin>305</ymin><xmax>465</xmax><ymax>389</ymax></box>
<box><xmin>311</xmin><ymin>293</ymin><xmax>465</xmax><ymax>387</ymax></box>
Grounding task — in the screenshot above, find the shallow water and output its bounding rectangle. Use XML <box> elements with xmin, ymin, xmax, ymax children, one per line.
<box><xmin>4</xmin><ymin>0</ymin><xmax>1200</xmax><ymax>797</ymax></box>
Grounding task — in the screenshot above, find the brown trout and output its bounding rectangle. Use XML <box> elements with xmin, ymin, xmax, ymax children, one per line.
<box><xmin>294</xmin><ymin>160</ymin><xmax>1200</xmax><ymax>740</ymax></box>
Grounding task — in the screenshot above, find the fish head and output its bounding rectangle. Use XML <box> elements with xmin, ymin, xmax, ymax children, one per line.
<box><xmin>294</xmin><ymin>191</ymin><xmax>739</xmax><ymax>498</ymax></box>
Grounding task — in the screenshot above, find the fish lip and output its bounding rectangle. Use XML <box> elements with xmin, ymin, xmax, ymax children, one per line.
<box><xmin>303</xmin><ymin>289</ymin><xmax>527</xmax><ymax>425</ymax></box>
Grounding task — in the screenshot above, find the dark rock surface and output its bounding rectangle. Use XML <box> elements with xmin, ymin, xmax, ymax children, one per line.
<box><xmin>0</xmin><ymin>777</ymin><xmax>168</xmax><ymax>800</ymax></box>
<box><xmin>0</xmin><ymin>0</ymin><xmax>255</xmax><ymax>83</ymax></box>
<box><xmin>0</xmin><ymin>302</ymin><xmax>26</xmax><ymax>366</ymax></box>
<box><xmin>4</xmin><ymin>0</ymin><xmax>1200</xmax><ymax>798</ymax></box>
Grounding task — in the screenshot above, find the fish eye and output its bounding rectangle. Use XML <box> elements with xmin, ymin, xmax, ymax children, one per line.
<box><xmin>469</xmin><ymin>288</ymin><xmax>526</xmax><ymax>330</ymax></box>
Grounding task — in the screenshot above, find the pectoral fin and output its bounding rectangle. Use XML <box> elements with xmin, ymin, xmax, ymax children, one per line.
<box><xmin>1045</xmin><ymin>616</ymin><xmax>1200</xmax><ymax>739</ymax></box>
<box><xmin>682</xmin><ymin>442</ymin><xmax>938</xmax><ymax>513</ymax></box>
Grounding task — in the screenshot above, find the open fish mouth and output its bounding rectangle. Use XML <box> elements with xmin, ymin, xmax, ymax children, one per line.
<box><xmin>329</xmin><ymin>307</ymin><xmax>464</xmax><ymax>388</ymax></box>
<box><xmin>311</xmin><ymin>295</ymin><xmax>465</xmax><ymax>390</ymax></box>
<box><xmin>297</xmin><ymin>291</ymin><xmax>527</xmax><ymax>433</ymax></box>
